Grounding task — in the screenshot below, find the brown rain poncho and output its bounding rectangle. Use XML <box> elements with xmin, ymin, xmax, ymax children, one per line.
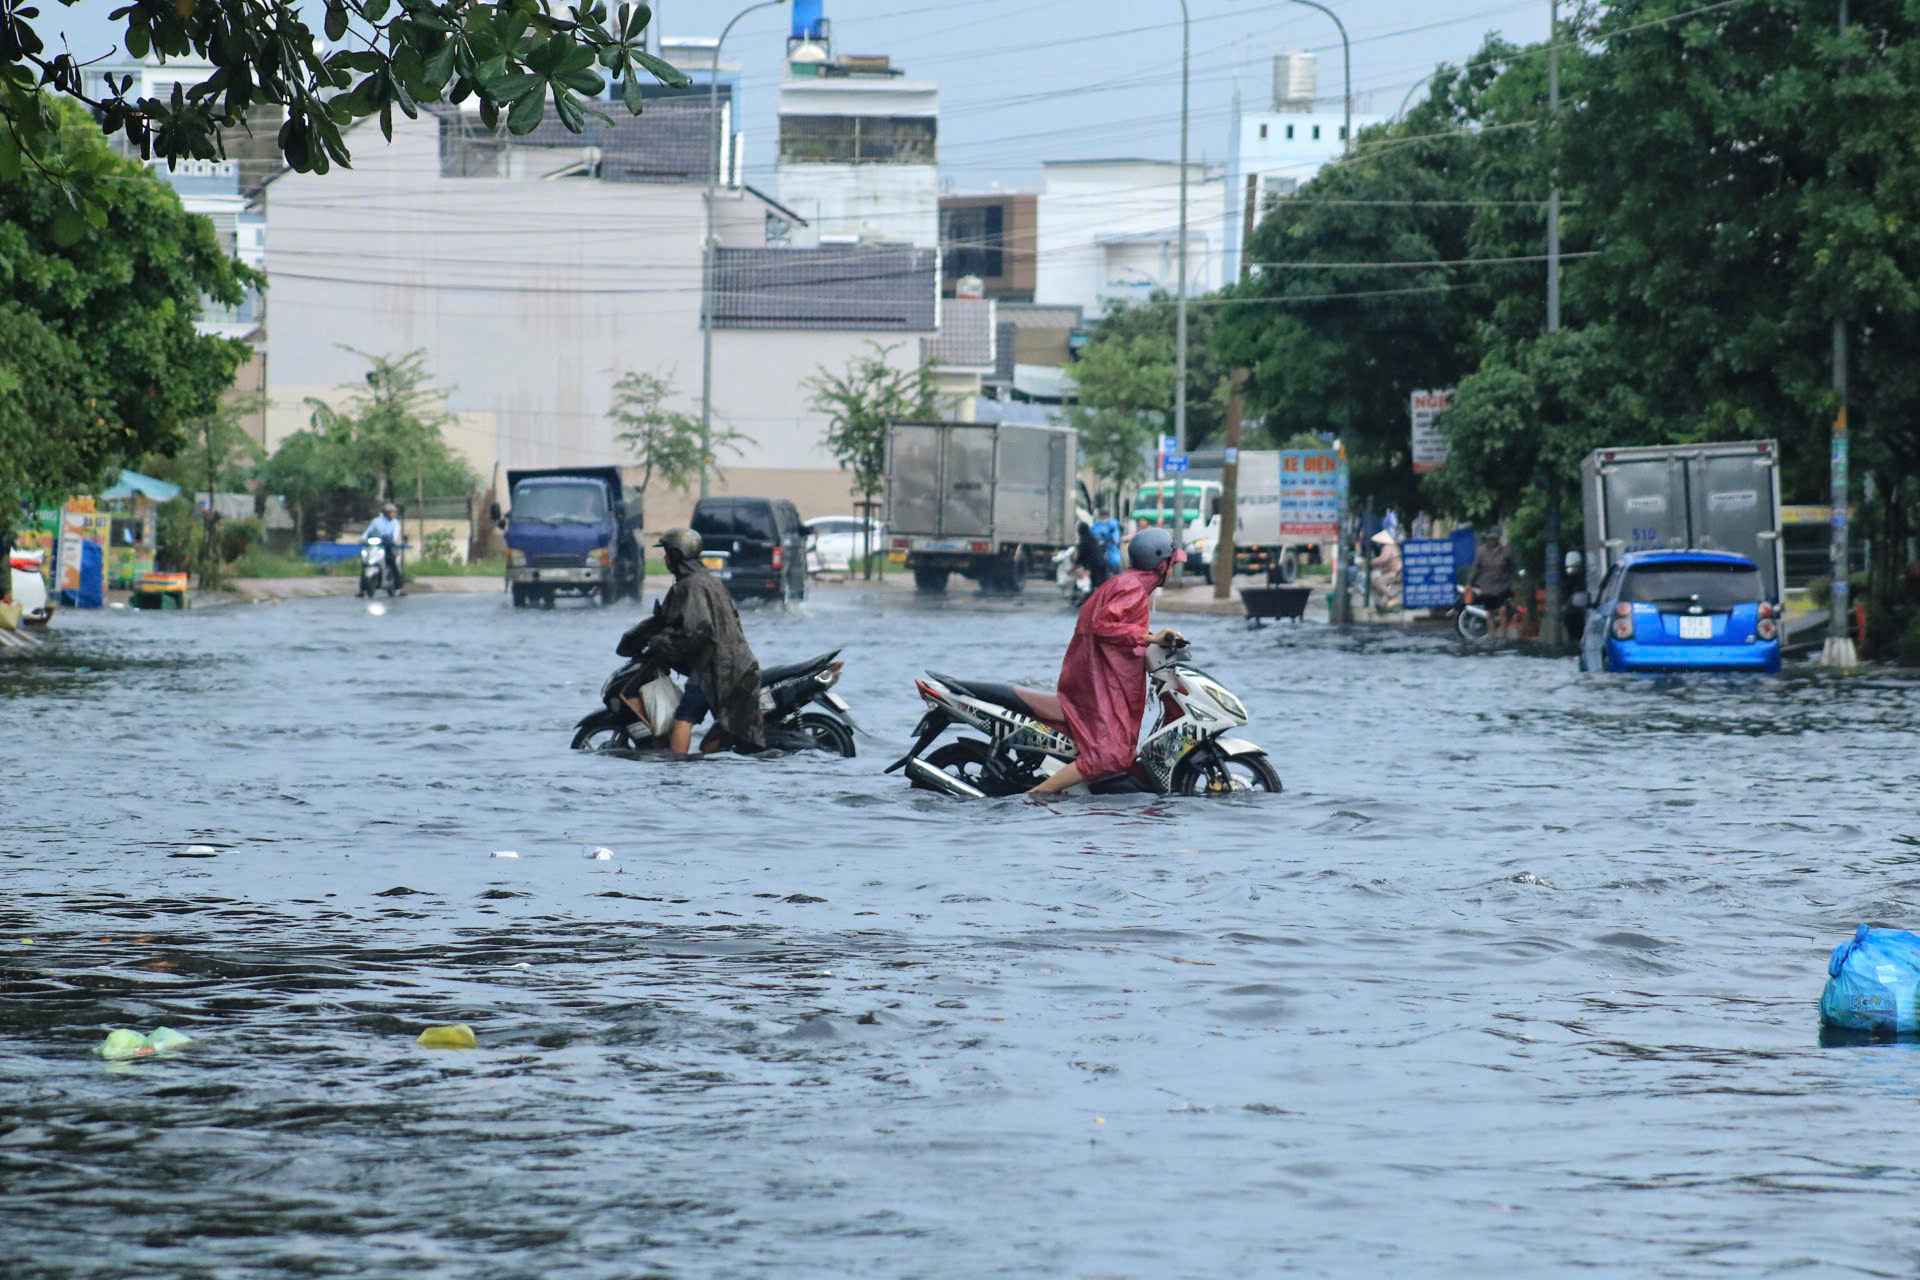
<box><xmin>645</xmin><ymin>565</ymin><xmax>766</xmax><ymax>750</ymax></box>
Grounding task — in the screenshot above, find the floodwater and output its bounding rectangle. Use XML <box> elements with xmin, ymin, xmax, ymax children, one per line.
<box><xmin>4</xmin><ymin>584</ymin><xmax>1920</xmax><ymax>1278</ymax></box>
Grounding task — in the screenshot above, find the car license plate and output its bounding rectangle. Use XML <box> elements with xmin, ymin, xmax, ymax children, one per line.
<box><xmin>1679</xmin><ymin>614</ymin><xmax>1711</xmax><ymax>639</ymax></box>
<box><xmin>916</xmin><ymin>539</ymin><xmax>968</xmax><ymax>552</ymax></box>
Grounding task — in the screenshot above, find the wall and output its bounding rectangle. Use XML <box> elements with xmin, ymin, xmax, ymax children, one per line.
<box><xmin>263</xmin><ymin>112</ymin><xmax>929</xmax><ymax>519</ymax></box>
<box><xmin>775</xmin><ymin>160</ymin><xmax>938</xmax><ymax>248</ymax></box>
<box><xmin>1034</xmin><ymin>161</ymin><xmax>1220</xmax><ymax>318</ymax></box>
<box><xmin>1223</xmin><ymin>107</ymin><xmax>1387</xmax><ymax>280</ymax></box>
<box><xmin>939</xmin><ymin>193</ymin><xmax>1037</xmax><ymax>299</ymax></box>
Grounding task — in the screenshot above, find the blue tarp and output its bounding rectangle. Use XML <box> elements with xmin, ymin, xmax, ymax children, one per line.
<box><xmin>305</xmin><ymin>542</ymin><xmax>361</xmax><ymax>564</ymax></box>
<box><xmin>101</xmin><ymin>470</ymin><xmax>182</xmax><ymax>502</ymax></box>
<box><xmin>58</xmin><ymin>541</ymin><xmax>105</xmax><ymax>608</ymax></box>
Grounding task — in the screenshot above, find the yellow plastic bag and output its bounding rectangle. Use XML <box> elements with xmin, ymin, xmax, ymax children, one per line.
<box><xmin>416</xmin><ymin>1023</ymin><xmax>477</xmax><ymax>1049</ymax></box>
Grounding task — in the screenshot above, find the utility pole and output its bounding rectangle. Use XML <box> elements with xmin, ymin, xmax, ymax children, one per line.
<box><xmin>1542</xmin><ymin>0</ymin><xmax>1565</xmax><ymax>650</ymax></box>
<box><xmin>1171</xmin><ymin>0</ymin><xmax>1191</xmax><ymax>582</ymax></box>
<box><xmin>1292</xmin><ymin>0</ymin><xmax>1352</xmax><ymax>622</ymax></box>
<box><xmin>1214</xmin><ymin>173</ymin><xmax>1258</xmax><ymax>601</ymax></box>
<box><xmin>1823</xmin><ymin>0</ymin><xmax>1858</xmax><ymax>667</ymax></box>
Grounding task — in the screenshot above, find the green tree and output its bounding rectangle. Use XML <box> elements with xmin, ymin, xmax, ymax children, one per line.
<box><xmin>305</xmin><ymin>349</ymin><xmax>478</xmax><ymax>502</ymax></box>
<box><xmin>0</xmin><ymin>98</ymin><xmax>253</xmax><ymax>550</ymax></box>
<box><xmin>1212</xmin><ymin>37</ymin><xmax>1537</xmax><ymax>523</ymax></box>
<box><xmin>806</xmin><ymin>343</ymin><xmax>937</xmax><ymax>580</ymax></box>
<box><xmin>260</xmin><ymin>426</ymin><xmax>357</xmax><ymax>544</ymax></box>
<box><xmin>3</xmin><ymin>1</ymin><xmax>684</xmax><ymax>191</ymax></box>
<box><xmin>1064</xmin><ymin>331</ymin><xmax>1174</xmax><ymax>503</ymax></box>
<box><xmin>1085</xmin><ymin>292</ymin><xmax>1229</xmax><ymax>452</ymax></box>
<box><xmin>609</xmin><ymin>368</ymin><xmax>744</xmax><ymax>499</ymax></box>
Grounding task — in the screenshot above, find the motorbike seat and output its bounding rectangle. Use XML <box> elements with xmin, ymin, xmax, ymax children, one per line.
<box><xmin>759</xmin><ymin>650</ymin><xmax>840</xmax><ymax>687</ymax></box>
<box><xmin>929</xmin><ymin>673</ymin><xmax>1065</xmax><ymax>725</ymax></box>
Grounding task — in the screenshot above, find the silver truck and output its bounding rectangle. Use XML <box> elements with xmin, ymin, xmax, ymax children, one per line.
<box><xmin>886</xmin><ymin>420</ymin><xmax>1078</xmax><ymax>593</ymax></box>
<box><xmin>1579</xmin><ymin>440</ymin><xmax>1785</xmax><ymax>601</ymax></box>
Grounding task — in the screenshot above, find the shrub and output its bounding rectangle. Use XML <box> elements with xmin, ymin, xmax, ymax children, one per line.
<box><xmin>218</xmin><ymin>517</ymin><xmax>262</xmax><ymax>564</ymax></box>
<box><xmin>422</xmin><ymin>528</ymin><xmax>458</xmax><ymax>562</ymax></box>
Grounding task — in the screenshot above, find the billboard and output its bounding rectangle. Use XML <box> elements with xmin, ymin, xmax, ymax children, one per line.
<box><xmin>1278</xmin><ymin>449</ymin><xmax>1343</xmax><ymax>541</ymax></box>
<box><xmin>1400</xmin><ymin>538</ymin><xmax>1458</xmax><ymax>609</ymax></box>
<box><xmin>1411</xmin><ymin>388</ymin><xmax>1454</xmax><ymax>473</ymax></box>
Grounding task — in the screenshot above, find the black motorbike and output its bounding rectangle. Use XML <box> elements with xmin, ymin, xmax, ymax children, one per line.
<box><xmin>571</xmin><ymin>650</ymin><xmax>856</xmax><ymax>756</ymax></box>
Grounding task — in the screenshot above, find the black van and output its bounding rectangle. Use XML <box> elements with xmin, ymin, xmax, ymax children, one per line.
<box><xmin>690</xmin><ymin>497</ymin><xmax>809</xmax><ymax>603</ymax></box>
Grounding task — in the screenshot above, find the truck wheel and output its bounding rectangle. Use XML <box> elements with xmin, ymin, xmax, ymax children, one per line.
<box><xmin>1268</xmin><ymin>551</ymin><xmax>1299</xmax><ymax>585</ymax></box>
<box><xmin>997</xmin><ymin>558</ymin><xmax>1026</xmax><ymax>595</ymax></box>
<box><xmin>598</xmin><ymin>581</ymin><xmax>615</xmax><ymax>606</ymax></box>
<box><xmin>914</xmin><ymin>566</ymin><xmax>950</xmax><ymax>593</ymax></box>
<box><xmin>510</xmin><ymin>584</ymin><xmax>526</xmax><ymax>608</ymax></box>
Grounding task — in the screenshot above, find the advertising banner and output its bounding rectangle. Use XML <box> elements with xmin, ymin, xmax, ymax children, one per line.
<box><xmin>1400</xmin><ymin>538</ymin><xmax>1458</xmax><ymax>609</ymax></box>
<box><xmin>1411</xmin><ymin>388</ymin><xmax>1455</xmax><ymax>473</ymax></box>
<box><xmin>1278</xmin><ymin>450</ymin><xmax>1343</xmax><ymax>541</ymax></box>
<box><xmin>57</xmin><ymin>505</ymin><xmax>110</xmax><ymax>597</ymax></box>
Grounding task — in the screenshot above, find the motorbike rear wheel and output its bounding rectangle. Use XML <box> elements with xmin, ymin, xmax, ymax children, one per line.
<box><xmin>1171</xmin><ymin>750</ymin><xmax>1282</xmax><ymax>796</ymax></box>
<box><xmin>571</xmin><ymin>709</ymin><xmax>639</xmax><ymax>751</ymax></box>
<box><xmin>796</xmin><ymin>710</ymin><xmax>856</xmax><ymax>758</ymax></box>
<box><xmin>1456</xmin><ymin>607</ymin><xmax>1491</xmax><ymax>643</ymax></box>
<box><xmin>909</xmin><ymin>739</ymin><xmax>1010</xmax><ymax>794</ymax></box>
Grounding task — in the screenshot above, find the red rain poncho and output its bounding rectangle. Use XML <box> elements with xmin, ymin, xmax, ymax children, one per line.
<box><xmin>1055</xmin><ymin>559</ymin><xmax>1174</xmax><ymax>781</ymax></box>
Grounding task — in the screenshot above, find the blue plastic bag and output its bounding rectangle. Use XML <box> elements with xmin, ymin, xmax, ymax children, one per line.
<box><xmin>1819</xmin><ymin>924</ymin><xmax>1920</xmax><ymax>1036</ymax></box>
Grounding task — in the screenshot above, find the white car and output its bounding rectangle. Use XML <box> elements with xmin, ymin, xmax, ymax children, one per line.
<box><xmin>8</xmin><ymin>549</ymin><xmax>51</xmax><ymax>626</ymax></box>
<box><xmin>805</xmin><ymin>516</ymin><xmax>886</xmax><ymax>574</ymax></box>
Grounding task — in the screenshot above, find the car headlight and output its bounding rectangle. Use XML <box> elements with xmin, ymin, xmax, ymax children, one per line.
<box><xmin>594</xmin><ymin>547</ymin><xmax>611</xmax><ymax>566</ymax></box>
<box><xmin>509</xmin><ymin>549</ymin><xmax>526</xmax><ymax>567</ymax></box>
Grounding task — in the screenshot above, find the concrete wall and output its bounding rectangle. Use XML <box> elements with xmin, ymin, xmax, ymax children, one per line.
<box><xmin>1035</xmin><ymin>161</ymin><xmax>1221</xmax><ymax>319</ymax></box>
<box><xmin>1223</xmin><ymin>108</ymin><xmax>1387</xmax><ymax>280</ymax></box>
<box><xmin>263</xmin><ymin>111</ymin><xmax>928</xmax><ymax>515</ymax></box>
<box><xmin>775</xmin><ymin>160</ymin><xmax>938</xmax><ymax>248</ymax></box>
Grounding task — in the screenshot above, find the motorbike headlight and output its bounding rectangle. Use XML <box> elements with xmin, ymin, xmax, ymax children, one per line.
<box><xmin>1195</xmin><ymin>678</ymin><xmax>1247</xmax><ymax>722</ymax></box>
<box><xmin>509</xmin><ymin>549</ymin><xmax>526</xmax><ymax>567</ymax></box>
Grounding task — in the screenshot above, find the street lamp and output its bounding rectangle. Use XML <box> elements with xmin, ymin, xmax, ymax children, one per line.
<box><xmin>700</xmin><ymin>0</ymin><xmax>783</xmax><ymax>501</ymax></box>
<box><xmin>1289</xmin><ymin>0</ymin><xmax>1351</xmax><ymax>620</ymax></box>
<box><xmin>1172</xmin><ymin>0</ymin><xmax>1190</xmax><ymax>578</ymax></box>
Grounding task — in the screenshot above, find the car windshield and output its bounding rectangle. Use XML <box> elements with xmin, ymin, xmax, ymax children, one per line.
<box><xmin>696</xmin><ymin>503</ymin><xmax>778</xmax><ymax>543</ymax></box>
<box><xmin>514</xmin><ymin>483</ymin><xmax>605</xmax><ymax>524</ymax></box>
<box><xmin>1621</xmin><ymin>563</ymin><xmax>1763</xmax><ymax>609</ymax></box>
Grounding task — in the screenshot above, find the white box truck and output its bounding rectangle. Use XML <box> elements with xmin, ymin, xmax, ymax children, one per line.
<box><xmin>886</xmin><ymin>420</ymin><xmax>1079</xmax><ymax>594</ymax></box>
<box><xmin>1147</xmin><ymin>450</ymin><xmax>1321</xmax><ymax>583</ymax></box>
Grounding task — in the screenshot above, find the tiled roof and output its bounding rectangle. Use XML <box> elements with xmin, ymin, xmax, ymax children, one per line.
<box><xmin>923</xmin><ymin>297</ymin><xmax>995</xmax><ymax>369</ymax></box>
<box><xmin>712</xmin><ymin>245</ymin><xmax>938</xmax><ymax>331</ymax></box>
<box><xmin>435</xmin><ymin>90</ymin><xmax>728</xmax><ymax>184</ymax></box>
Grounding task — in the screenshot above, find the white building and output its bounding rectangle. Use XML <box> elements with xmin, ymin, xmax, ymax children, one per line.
<box><xmin>1034</xmin><ymin>159</ymin><xmax>1221</xmax><ymax>319</ymax></box>
<box><xmin>260</xmin><ymin>105</ymin><xmax>937</xmax><ymax>527</ymax></box>
<box><xmin>1222</xmin><ymin>53</ymin><xmax>1387</xmax><ymax>281</ymax></box>
<box><xmin>776</xmin><ymin>42</ymin><xmax>939</xmax><ymax>249</ymax></box>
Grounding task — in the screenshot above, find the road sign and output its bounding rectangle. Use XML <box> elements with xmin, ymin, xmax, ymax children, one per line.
<box><xmin>1400</xmin><ymin>538</ymin><xmax>1457</xmax><ymax>609</ymax></box>
<box><xmin>1165</xmin><ymin>455</ymin><xmax>1189</xmax><ymax>473</ymax></box>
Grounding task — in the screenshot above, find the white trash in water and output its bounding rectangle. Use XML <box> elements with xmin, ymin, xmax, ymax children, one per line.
<box><xmin>491</xmin><ymin>850</ymin><xmax>520</xmax><ymax>859</ymax></box>
<box><xmin>183</xmin><ymin>844</ymin><xmax>218</xmax><ymax>856</ymax></box>
<box><xmin>584</xmin><ymin>846</ymin><xmax>613</xmax><ymax>861</ymax></box>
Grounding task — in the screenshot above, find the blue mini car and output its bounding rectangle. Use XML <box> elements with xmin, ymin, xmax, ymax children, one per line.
<box><xmin>1577</xmin><ymin>549</ymin><xmax>1782</xmax><ymax>673</ymax></box>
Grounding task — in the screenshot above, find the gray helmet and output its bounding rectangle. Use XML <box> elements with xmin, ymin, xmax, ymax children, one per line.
<box><xmin>656</xmin><ymin>527</ymin><xmax>702</xmax><ymax>562</ymax></box>
<box><xmin>1128</xmin><ymin>526</ymin><xmax>1176</xmax><ymax>572</ymax></box>
<box><xmin>382</xmin><ymin>501</ymin><xmax>398</xmax><ymax>515</ymax></box>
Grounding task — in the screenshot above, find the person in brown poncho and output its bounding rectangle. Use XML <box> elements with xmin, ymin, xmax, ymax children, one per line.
<box><xmin>641</xmin><ymin>528</ymin><xmax>766</xmax><ymax>754</ymax></box>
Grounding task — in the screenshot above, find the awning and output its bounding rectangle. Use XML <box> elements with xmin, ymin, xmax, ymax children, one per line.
<box><xmin>101</xmin><ymin>470</ymin><xmax>182</xmax><ymax>502</ymax></box>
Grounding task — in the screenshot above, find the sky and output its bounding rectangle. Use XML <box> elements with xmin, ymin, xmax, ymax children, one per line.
<box><xmin>33</xmin><ymin>0</ymin><xmax>1553</xmax><ymax>191</ymax></box>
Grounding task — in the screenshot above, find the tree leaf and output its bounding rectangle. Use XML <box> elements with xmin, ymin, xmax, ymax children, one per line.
<box><xmin>620</xmin><ymin>72</ymin><xmax>645</xmax><ymax>115</ymax></box>
<box><xmin>622</xmin><ymin>2</ymin><xmax>650</xmax><ymax>41</ymax></box>
<box><xmin>506</xmin><ymin>89</ymin><xmax>543</xmax><ymax>134</ymax></box>
<box><xmin>323</xmin><ymin>2</ymin><xmax>347</xmax><ymax>42</ymax></box>
<box><xmin>51</xmin><ymin>208</ymin><xmax>87</xmax><ymax>247</ymax></box>
<box><xmin>631</xmin><ymin>49</ymin><xmax>689</xmax><ymax>89</ymax></box>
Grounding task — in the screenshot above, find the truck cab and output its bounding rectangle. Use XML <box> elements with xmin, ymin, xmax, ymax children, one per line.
<box><xmin>495</xmin><ymin>466</ymin><xmax>644</xmax><ymax>608</ymax></box>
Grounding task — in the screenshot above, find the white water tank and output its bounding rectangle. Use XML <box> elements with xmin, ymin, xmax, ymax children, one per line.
<box><xmin>1273</xmin><ymin>52</ymin><xmax>1316</xmax><ymax>111</ymax></box>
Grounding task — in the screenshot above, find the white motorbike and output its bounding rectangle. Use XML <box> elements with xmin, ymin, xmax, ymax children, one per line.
<box><xmin>358</xmin><ymin>536</ymin><xmax>402</xmax><ymax>598</ymax></box>
<box><xmin>1052</xmin><ymin>546</ymin><xmax>1091</xmax><ymax>604</ymax></box>
<box><xmin>884</xmin><ymin>638</ymin><xmax>1281</xmax><ymax>797</ymax></box>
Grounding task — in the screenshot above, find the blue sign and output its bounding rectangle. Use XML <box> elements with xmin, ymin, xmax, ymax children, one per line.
<box><xmin>1165</xmin><ymin>454</ymin><xmax>1189</xmax><ymax>473</ymax></box>
<box><xmin>1401</xmin><ymin>538</ymin><xmax>1458</xmax><ymax>609</ymax></box>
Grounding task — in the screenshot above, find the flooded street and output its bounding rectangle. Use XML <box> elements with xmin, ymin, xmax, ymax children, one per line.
<box><xmin>5</xmin><ymin>587</ymin><xmax>1920</xmax><ymax>1277</ymax></box>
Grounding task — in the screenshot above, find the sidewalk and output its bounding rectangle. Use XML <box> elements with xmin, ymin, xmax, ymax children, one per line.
<box><xmin>182</xmin><ymin>575</ymin><xmax>503</xmax><ymax>605</ymax></box>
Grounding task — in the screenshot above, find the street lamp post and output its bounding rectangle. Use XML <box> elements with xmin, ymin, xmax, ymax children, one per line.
<box><xmin>1290</xmin><ymin>0</ymin><xmax>1351</xmax><ymax>621</ymax></box>
<box><xmin>1172</xmin><ymin>0</ymin><xmax>1190</xmax><ymax>580</ymax></box>
<box><xmin>700</xmin><ymin>0</ymin><xmax>782</xmax><ymax>501</ymax></box>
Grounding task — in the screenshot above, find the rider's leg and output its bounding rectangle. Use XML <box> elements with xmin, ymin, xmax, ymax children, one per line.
<box><xmin>668</xmin><ymin>719</ymin><xmax>694</xmax><ymax>754</ymax></box>
<box><xmin>1027</xmin><ymin>761</ymin><xmax>1084</xmax><ymax>795</ymax></box>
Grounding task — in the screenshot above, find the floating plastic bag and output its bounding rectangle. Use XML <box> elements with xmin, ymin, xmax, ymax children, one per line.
<box><xmin>417</xmin><ymin>1023</ymin><xmax>477</xmax><ymax>1049</ymax></box>
<box><xmin>1820</xmin><ymin>924</ymin><xmax>1920</xmax><ymax>1036</ymax></box>
<box><xmin>96</xmin><ymin>1027</ymin><xmax>192</xmax><ymax>1060</ymax></box>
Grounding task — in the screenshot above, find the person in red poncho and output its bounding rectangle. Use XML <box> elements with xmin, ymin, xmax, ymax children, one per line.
<box><xmin>1028</xmin><ymin>527</ymin><xmax>1186</xmax><ymax>795</ymax></box>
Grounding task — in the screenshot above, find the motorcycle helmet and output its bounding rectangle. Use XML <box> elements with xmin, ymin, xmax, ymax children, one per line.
<box><xmin>656</xmin><ymin>527</ymin><xmax>702</xmax><ymax>564</ymax></box>
<box><xmin>1128</xmin><ymin>526</ymin><xmax>1180</xmax><ymax>573</ymax></box>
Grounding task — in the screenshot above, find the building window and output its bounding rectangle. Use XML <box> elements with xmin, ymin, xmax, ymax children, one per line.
<box><xmin>779</xmin><ymin>114</ymin><xmax>937</xmax><ymax>163</ymax></box>
<box><xmin>940</xmin><ymin>202</ymin><xmax>1005</xmax><ymax>281</ymax></box>
<box><xmin>1312</xmin><ymin>125</ymin><xmax>1320</xmax><ymax>140</ymax></box>
<box><xmin>1258</xmin><ymin>123</ymin><xmax>1268</xmax><ymax>139</ymax></box>
<box><xmin>1285</xmin><ymin>124</ymin><xmax>1295</xmax><ymax>140</ymax></box>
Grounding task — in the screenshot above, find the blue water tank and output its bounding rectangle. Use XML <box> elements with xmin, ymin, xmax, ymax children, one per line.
<box><xmin>792</xmin><ymin>0</ymin><xmax>825</xmax><ymax>39</ymax></box>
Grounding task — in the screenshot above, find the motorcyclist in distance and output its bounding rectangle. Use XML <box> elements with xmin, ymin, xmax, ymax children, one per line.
<box><xmin>636</xmin><ymin>527</ymin><xmax>766</xmax><ymax>755</ymax></box>
<box><xmin>1028</xmin><ymin>527</ymin><xmax>1185</xmax><ymax>796</ymax></box>
<box><xmin>363</xmin><ymin>501</ymin><xmax>404</xmax><ymax>591</ymax></box>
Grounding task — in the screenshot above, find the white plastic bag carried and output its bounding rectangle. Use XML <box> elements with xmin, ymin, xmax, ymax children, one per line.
<box><xmin>632</xmin><ymin>673</ymin><xmax>682</xmax><ymax>737</ymax></box>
